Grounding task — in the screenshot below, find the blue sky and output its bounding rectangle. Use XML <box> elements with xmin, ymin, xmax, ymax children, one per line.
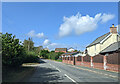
<box><xmin>2</xmin><ymin>2</ymin><xmax>118</xmax><ymax>51</ymax></box>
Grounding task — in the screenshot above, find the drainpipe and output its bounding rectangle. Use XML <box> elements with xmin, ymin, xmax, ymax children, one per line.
<box><xmin>91</xmin><ymin>56</ymin><xmax>93</xmax><ymax>67</ymax></box>
<box><xmin>104</xmin><ymin>53</ymin><xmax>108</xmax><ymax>70</ymax></box>
<box><xmin>81</xmin><ymin>56</ymin><xmax>84</xmax><ymax>65</ymax></box>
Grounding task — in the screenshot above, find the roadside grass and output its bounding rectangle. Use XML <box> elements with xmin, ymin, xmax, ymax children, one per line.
<box><xmin>55</xmin><ymin>59</ymin><xmax>62</xmax><ymax>62</ymax></box>
<box><xmin>47</xmin><ymin>59</ymin><xmax>62</xmax><ymax>62</ymax></box>
<box><xmin>2</xmin><ymin>63</ymin><xmax>37</xmax><ymax>82</ymax></box>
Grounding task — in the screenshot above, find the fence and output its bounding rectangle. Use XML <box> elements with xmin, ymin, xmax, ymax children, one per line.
<box><xmin>62</xmin><ymin>52</ymin><xmax>119</xmax><ymax>72</ymax></box>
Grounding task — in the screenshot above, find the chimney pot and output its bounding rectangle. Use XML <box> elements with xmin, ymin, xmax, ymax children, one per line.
<box><xmin>112</xmin><ymin>24</ymin><xmax>114</xmax><ymax>27</ymax></box>
<box><xmin>110</xmin><ymin>24</ymin><xmax>117</xmax><ymax>34</ymax></box>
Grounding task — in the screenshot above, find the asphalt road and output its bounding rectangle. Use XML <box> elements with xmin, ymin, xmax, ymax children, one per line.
<box><xmin>23</xmin><ymin>59</ymin><xmax>119</xmax><ymax>83</ymax></box>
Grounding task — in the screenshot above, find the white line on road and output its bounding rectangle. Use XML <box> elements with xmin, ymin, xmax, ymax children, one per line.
<box><xmin>62</xmin><ymin>63</ymin><xmax>118</xmax><ymax>79</ymax></box>
<box><xmin>64</xmin><ymin>74</ymin><xmax>77</xmax><ymax>83</ymax></box>
<box><xmin>56</xmin><ymin>68</ymin><xmax>61</xmax><ymax>72</ymax></box>
<box><xmin>49</xmin><ymin>63</ymin><xmax>61</xmax><ymax>72</ymax></box>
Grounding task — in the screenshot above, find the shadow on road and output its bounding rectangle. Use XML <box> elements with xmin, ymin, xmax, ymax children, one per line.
<box><xmin>23</xmin><ymin>65</ymin><xmax>65</xmax><ymax>82</ymax></box>
<box><xmin>39</xmin><ymin>59</ymin><xmax>46</xmax><ymax>64</ymax></box>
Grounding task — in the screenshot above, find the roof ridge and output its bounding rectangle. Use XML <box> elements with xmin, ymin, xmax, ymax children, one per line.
<box><xmin>87</xmin><ymin>32</ymin><xmax>110</xmax><ymax>47</ymax></box>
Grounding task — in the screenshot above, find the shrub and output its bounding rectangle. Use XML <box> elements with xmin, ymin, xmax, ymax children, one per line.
<box><xmin>2</xmin><ymin>33</ymin><xmax>25</xmax><ymax>66</ymax></box>
<box><xmin>23</xmin><ymin>51</ymin><xmax>39</xmax><ymax>63</ymax></box>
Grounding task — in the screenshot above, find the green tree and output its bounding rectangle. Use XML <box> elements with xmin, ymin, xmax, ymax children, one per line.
<box><xmin>34</xmin><ymin>46</ymin><xmax>43</xmax><ymax>55</ymax></box>
<box><xmin>39</xmin><ymin>50</ymin><xmax>49</xmax><ymax>59</ymax></box>
<box><xmin>2</xmin><ymin>33</ymin><xmax>25</xmax><ymax>66</ymax></box>
<box><xmin>23</xmin><ymin>37</ymin><xmax>34</xmax><ymax>51</ymax></box>
<box><xmin>48</xmin><ymin>52</ymin><xmax>63</xmax><ymax>60</ymax></box>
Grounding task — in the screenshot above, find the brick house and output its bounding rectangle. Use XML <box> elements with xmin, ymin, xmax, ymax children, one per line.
<box><xmin>55</xmin><ymin>48</ymin><xmax>67</xmax><ymax>53</ymax></box>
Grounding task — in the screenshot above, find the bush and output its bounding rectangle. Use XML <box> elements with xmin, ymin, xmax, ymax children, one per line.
<box><xmin>48</xmin><ymin>52</ymin><xmax>64</xmax><ymax>60</ymax></box>
<box><xmin>23</xmin><ymin>51</ymin><xmax>39</xmax><ymax>63</ymax></box>
<box><xmin>39</xmin><ymin>50</ymin><xmax>49</xmax><ymax>59</ymax></box>
<box><xmin>2</xmin><ymin>33</ymin><xmax>25</xmax><ymax>66</ymax></box>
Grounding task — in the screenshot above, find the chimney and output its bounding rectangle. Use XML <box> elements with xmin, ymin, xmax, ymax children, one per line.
<box><xmin>110</xmin><ymin>24</ymin><xmax>117</xmax><ymax>34</ymax></box>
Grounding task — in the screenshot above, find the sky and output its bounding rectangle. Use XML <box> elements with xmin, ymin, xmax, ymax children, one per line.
<box><xmin>2</xmin><ymin>2</ymin><xmax>118</xmax><ymax>51</ymax></box>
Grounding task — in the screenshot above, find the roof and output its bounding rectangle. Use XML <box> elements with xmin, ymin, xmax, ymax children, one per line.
<box><xmin>61</xmin><ymin>52</ymin><xmax>78</xmax><ymax>56</ymax></box>
<box><xmin>87</xmin><ymin>32</ymin><xmax>110</xmax><ymax>47</ymax></box>
<box><xmin>73</xmin><ymin>53</ymin><xmax>86</xmax><ymax>57</ymax></box>
<box><xmin>55</xmin><ymin>48</ymin><xmax>67</xmax><ymax>51</ymax></box>
<box><xmin>100</xmin><ymin>41</ymin><xmax>120</xmax><ymax>54</ymax></box>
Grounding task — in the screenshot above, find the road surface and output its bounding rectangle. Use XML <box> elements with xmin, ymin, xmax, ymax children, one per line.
<box><xmin>23</xmin><ymin>59</ymin><xmax>118</xmax><ymax>83</ymax></box>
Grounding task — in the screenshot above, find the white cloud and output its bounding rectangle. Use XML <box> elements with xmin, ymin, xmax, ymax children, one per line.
<box><xmin>43</xmin><ymin>39</ymin><xmax>51</xmax><ymax>46</ymax></box>
<box><xmin>101</xmin><ymin>13</ymin><xmax>115</xmax><ymax>23</ymax></box>
<box><xmin>43</xmin><ymin>40</ymin><xmax>85</xmax><ymax>51</ymax></box>
<box><xmin>58</xmin><ymin>13</ymin><xmax>115</xmax><ymax>37</ymax></box>
<box><xmin>27</xmin><ymin>30</ymin><xmax>45</xmax><ymax>38</ymax></box>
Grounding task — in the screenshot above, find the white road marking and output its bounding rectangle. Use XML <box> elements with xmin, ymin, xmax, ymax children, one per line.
<box><xmin>56</xmin><ymin>68</ymin><xmax>61</xmax><ymax>72</ymax></box>
<box><xmin>64</xmin><ymin>74</ymin><xmax>77</xmax><ymax>83</ymax></box>
<box><xmin>49</xmin><ymin>63</ymin><xmax>61</xmax><ymax>72</ymax></box>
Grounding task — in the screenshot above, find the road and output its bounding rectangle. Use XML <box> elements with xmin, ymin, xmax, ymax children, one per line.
<box><xmin>23</xmin><ymin>59</ymin><xmax>118</xmax><ymax>83</ymax></box>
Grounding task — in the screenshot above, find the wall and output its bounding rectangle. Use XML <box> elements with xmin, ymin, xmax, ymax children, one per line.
<box><xmin>101</xmin><ymin>34</ymin><xmax>118</xmax><ymax>51</ymax></box>
<box><xmin>62</xmin><ymin>52</ymin><xmax>119</xmax><ymax>72</ymax></box>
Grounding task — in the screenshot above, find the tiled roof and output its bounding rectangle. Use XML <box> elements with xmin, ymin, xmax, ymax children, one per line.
<box><xmin>61</xmin><ymin>52</ymin><xmax>78</xmax><ymax>55</ymax></box>
<box><xmin>55</xmin><ymin>48</ymin><xmax>67</xmax><ymax>51</ymax></box>
<box><xmin>100</xmin><ymin>41</ymin><xmax>120</xmax><ymax>54</ymax></box>
<box><xmin>87</xmin><ymin>32</ymin><xmax>110</xmax><ymax>47</ymax></box>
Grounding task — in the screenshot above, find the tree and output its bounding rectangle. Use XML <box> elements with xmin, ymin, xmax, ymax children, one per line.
<box><xmin>23</xmin><ymin>37</ymin><xmax>34</xmax><ymax>51</ymax></box>
<box><xmin>34</xmin><ymin>46</ymin><xmax>43</xmax><ymax>55</ymax></box>
<box><xmin>39</xmin><ymin>50</ymin><xmax>49</xmax><ymax>59</ymax></box>
<box><xmin>2</xmin><ymin>33</ymin><xmax>25</xmax><ymax>66</ymax></box>
<box><xmin>74</xmin><ymin>50</ymin><xmax>78</xmax><ymax>52</ymax></box>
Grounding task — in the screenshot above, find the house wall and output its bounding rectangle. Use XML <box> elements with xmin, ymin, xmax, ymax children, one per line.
<box><xmin>87</xmin><ymin>33</ymin><xmax>118</xmax><ymax>56</ymax></box>
<box><xmin>101</xmin><ymin>34</ymin><xmax>118</xmax><ymax>51</ymax></box>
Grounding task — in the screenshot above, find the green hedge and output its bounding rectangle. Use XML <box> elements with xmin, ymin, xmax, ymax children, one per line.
<box><xmin>23</xmin><ymin>51</ymin><xmax>39</xmax><ymax>63</ymax></box>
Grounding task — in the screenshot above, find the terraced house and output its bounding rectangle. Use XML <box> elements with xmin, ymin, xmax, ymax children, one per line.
<box><xmin>86</xmin><ymin>24</ymin><xmax>120</xmax><ymax>56</ymax></box>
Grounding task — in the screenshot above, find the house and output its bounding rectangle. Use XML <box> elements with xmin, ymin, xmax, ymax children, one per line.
<box><xmin>86</xmin><ymin>24</ymin><xmax>120</xmax><ymax>56</ymax></box>
<box><xmin>44</xmin><ymin>47</ymin><xmax>50</xmax><ymax>52</ymax></box>
<box><xmin>55</xmin><ymin>48</ymin><xmax>67</xmax><ymax>53</ymax></box>
<box><xmin>67</xmin><ymin>47</ymin><xmax>75</xmax><ymax>52</ymax></box>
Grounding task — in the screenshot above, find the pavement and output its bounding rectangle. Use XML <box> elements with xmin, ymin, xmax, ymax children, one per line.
<box><xmin>22</xmin><ymin>59</ymin><xmax>119</xmax><ymax>83</ymax></box>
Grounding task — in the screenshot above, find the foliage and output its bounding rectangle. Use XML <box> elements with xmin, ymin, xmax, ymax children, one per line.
<box><xmin>39</xmin><ymin>49</ymin><xmax>63</xmax><ymax>60</ymax></box>
<box><xmin>23</xmin><ymin>37</ymin><xmax>34</xmax><ymax>51</ymax></box>
<box><xmin>48</xmin><ymin>52</ymin><xmax>63</xmax><ymax>60</ymax></box>
<box><xmin>23</xmin><ymin>51</ymin><xmax>39</xmax><ymax>63</ymax></box>
<box><xmin>74</xmin><ymin>50</ymin><xmax>78</xmax><ymax>52</ymax></box>
<box><xmin>2</xmin><ymin>33</ymin><xmax>25</xmax><ymax>66</ymax></box>
<box><xmin>34</xmin><ymin>46</ymin><xmax>43</xmax><ymax>55</ymax></box>
<box><xmin>39</xmin><ymin>50</ymin><xmax>49</xmax><ymax>59</ymax></box>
